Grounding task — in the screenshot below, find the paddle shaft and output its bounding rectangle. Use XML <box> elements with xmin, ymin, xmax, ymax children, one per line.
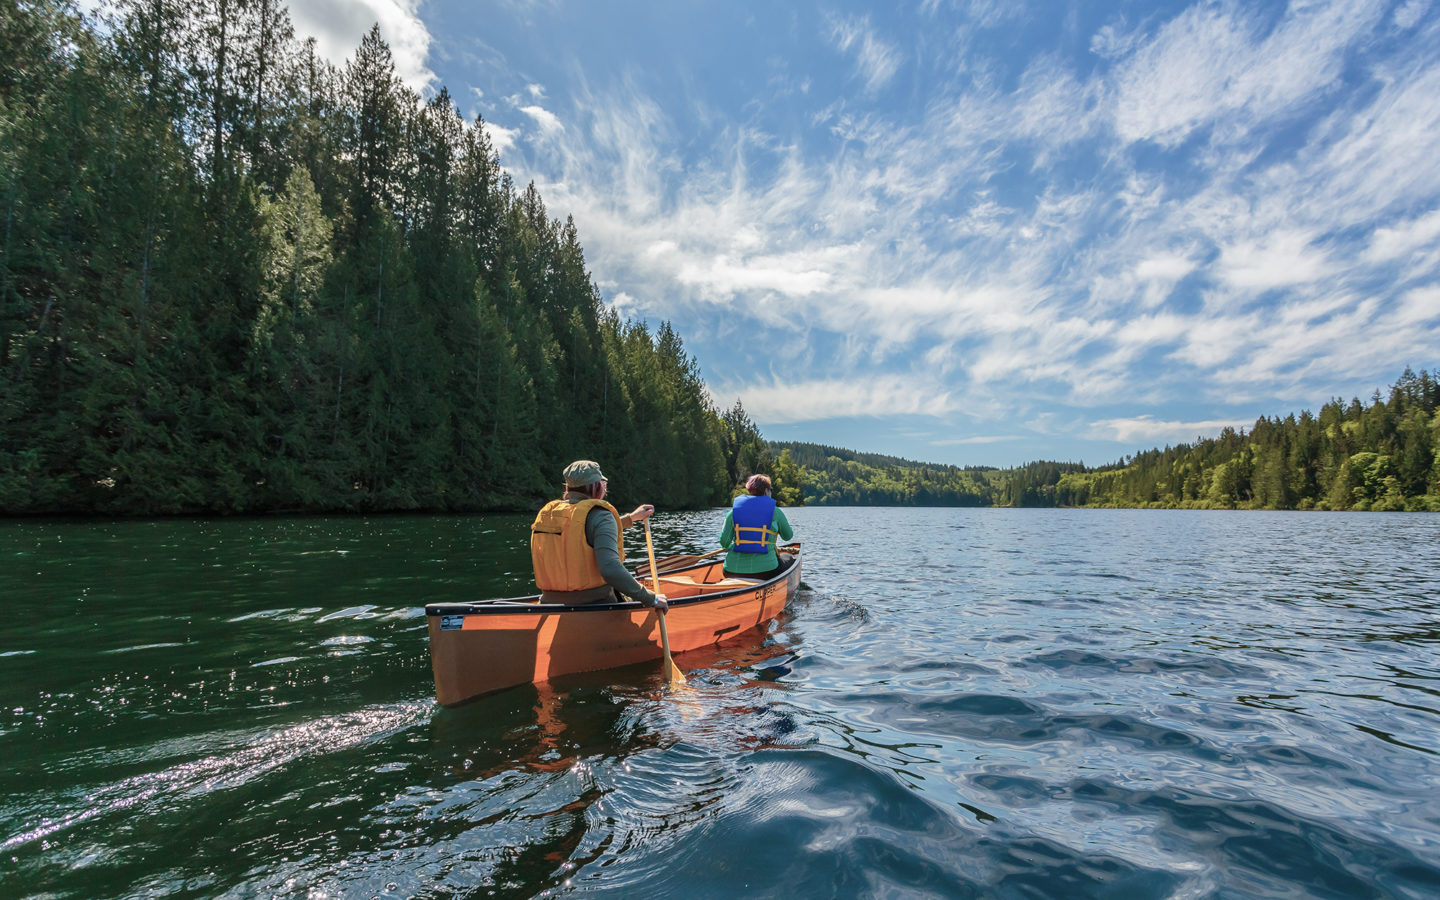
<box><xmin>652</xmin><ymin>546</ymin><xmax>725</xmax><ymax>573</ymax></box>
<box><xmin>642</xmin><ymin>519</ymin><xmax>683</xmax><ymax>683</ymax></box>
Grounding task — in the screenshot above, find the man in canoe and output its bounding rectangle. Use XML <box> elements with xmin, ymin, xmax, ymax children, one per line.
<box><xmin>531</xmin><ymin>460</ymin><xmax>669</xmax><ymax>609</ymax></box>
<box><xmin>719</xmin><ymin>474</ymin><xmax>794</xmax><ymax>580</ymax></box>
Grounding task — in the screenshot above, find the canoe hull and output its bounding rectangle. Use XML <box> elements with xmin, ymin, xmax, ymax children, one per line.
<box><xmin>426</xmin><ymin>548</ymin><xmax>801</xmax><ymax>706</ymax></box>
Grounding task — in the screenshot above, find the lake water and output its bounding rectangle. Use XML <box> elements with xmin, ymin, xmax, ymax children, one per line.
<box><xmin>3</xmin><ymin>507</ymin><xmax>1439</xmax><ymax>898</ymax></box>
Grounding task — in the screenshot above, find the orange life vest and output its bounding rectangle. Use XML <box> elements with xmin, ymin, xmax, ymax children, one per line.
<box><xmin>530</xmin><ymin>498</ymin><xmax>623</xmax><ymax>592</ymax></box>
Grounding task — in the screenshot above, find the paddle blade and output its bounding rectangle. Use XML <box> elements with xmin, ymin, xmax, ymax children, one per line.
<box><xmin>655</xmin><ymin>604</ymin><xmax>688</xmax><ymax>687</ymax></box>
<box><xmin>664</xmin><ymin>655</ymin><xmax>688</xmax><ymax>685</ymax></box>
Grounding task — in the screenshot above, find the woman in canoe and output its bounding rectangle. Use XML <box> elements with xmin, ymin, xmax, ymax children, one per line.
<box><xmin>531</xmin><ymin>460</ymin><xmax>668</xmax><ymax>609</ymax></box>
<box><xmin>719</xmin><ymin>474</ymin><xmax>794</xmax><ymax>580</ymax></box>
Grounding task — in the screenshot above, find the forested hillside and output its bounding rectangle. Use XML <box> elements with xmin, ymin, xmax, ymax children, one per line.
<box><xmin>773</xmin><ymin>368</ymin><xmax>1440</xmax><ymax>512</ymax></box>
<box><xmin>0</xmin><ymin>1</ymin><xmax>735</xmax><ymax>515</ymax></box>
<box><xmin>769</xmin><ymin>441</ymin><xmax>1001</xmax><ymax>506</ymax></box>
<box><xmin>1041</xmin><ymin>368</ymin><xmax>1440</xmax><ymax>511</ymax></box>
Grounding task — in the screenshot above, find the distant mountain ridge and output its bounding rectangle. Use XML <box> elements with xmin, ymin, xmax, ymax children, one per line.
<box><xmin>765</xmin><ymin>368</ymin><xmax>1440</xmax><ymax>511</ymax></box>
<box><xmin>768</xmin><ymin>441</ymin><xmax>998</xmax><ymax>473</ymax></box>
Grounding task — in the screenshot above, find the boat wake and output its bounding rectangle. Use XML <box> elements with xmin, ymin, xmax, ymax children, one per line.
<box><xmin>0</xmin><ymin>700</ymin><xmax>433</xmax><ymax>853</ymax></box>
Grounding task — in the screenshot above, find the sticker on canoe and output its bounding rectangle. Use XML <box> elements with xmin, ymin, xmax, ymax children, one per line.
<box><xmin>440</xmin><ymin>615</ymin><xmax>464</xmax><ymax>631</ymax></box>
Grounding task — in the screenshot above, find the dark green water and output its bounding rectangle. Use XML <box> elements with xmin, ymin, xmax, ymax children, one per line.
<box><xmin>4</xmin><ymin>508</ymin><xmax>1439</xmax><ymax>898</ymax></box>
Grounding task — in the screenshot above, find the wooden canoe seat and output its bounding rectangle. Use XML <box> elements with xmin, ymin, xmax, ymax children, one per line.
<box><xmin>652</xmin><ymin>574</ymin><xmax>763</xmax><ymax>598</ymax></box>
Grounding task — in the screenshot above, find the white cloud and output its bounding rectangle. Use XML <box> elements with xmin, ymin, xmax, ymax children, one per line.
<box><xmin>287</xmin><ymin>0</ymin><xmax>436</xmax><ymax>93</ymax></box>
<box><xmin>930</xmin><ymin>434</ymin><xmax>1025</xmax><ymax>446</ymax></box>
<box><xmin>1112</xmin><ymin>5</ymin><xmax>1259</xmax><ymax>147</ymax></box>
<box><xmin>826</xmin><ymin>13</ymin><xmax>903</xmax><ymax>93</ymax></box>
<box><xmin>519</xmin><ymin>105</ymin><xmax>564</xmax><ymax>136</ymax></box>
<box><xmin>1115</xmin><ymin>313</ymin><xmax>1191</xmax><ymax>348</ymax></box>
<box><xmin>1111</xmin><ymin>0</ymin><xmax>1380</xmax><ymax>147</ymax></box>
<box><xmin>676</xmin><ymin>253</ymin><xmax>834</xmax><ymax>298</ymax></box>
<box><xmin>715</xmin><ymin>376</ymin><xmax>956</xmax><ymax>424</ymax></box>
<box><xmin>1169</xmin><ymin>310</ymin><xmax>1261</xmax><ymax>369</ymax></box>
<box><xmin>952</xmin><ymin>195</ymin><xmax>1012</xmax><ymax>238</ymax></box>
<box><xmin>481</xmin><ymin>120</ymin><xmax>520</xmax><ymax>156</ymax></box>
<box><xmin>1365</xmin><ymin>209</ymin><xmax>1440</xmax><ymax>263</ymax></box>
<box><xmin>485</xmin><ymin>0</ymin><xmax>1440</xmax><ymax>455</ymax></box>
<box><xmin>1092</xmin><ymin>251</ymin><xmax>1200</xmax><ymax>309</ymax></box>
<box><xmin>1303</xmin><ymin>61</ymin><xmax>1440</xmax><ymax>225</ymax></box>
<box><xmin>919</xmin><ymin>0</ymin><xmax>1026</xmax><ymax>29</ymax></box>
<box><xmin>1089</xmin><ymin>415</ymin><xmax>1251</xmax><ymax>446</ymax></box>
<box><xmin>1393</xmin><ymin>286</ymin><xmax>1440</xmax><ymax>327</ymax></box>
<box><xmin>1090</xmin><ymin>21</ymin><xmax>1140</xmax><ymax>61</ymax></box>
<box><xmin>1216</xmin><ymin>231</ymin><xmax>1331</xmax><ymax>293</ymax></box>
<box><xmin>64</xmin><ymin>0</ymin><xmax>1440</xmax><ymax>464</ymax></box>
<box><xmin>1134</xmin><ymin>253</ymin><xmax>1197</xmax><ymax>283</ymax></box>
<box><xmin>1395</xmin><ymin>0</ymin><xmax>1430</xmax><ymax>30</ymax></box>
<box><xmin>1011</xmin><ymin>56</ymin><xmax>1103</xmax><ymax>150</ymax></box>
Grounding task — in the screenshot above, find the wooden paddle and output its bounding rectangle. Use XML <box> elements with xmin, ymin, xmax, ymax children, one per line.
<box><xmin>643</xmin><ymin>519</ymin><xmax>687</xmax><ymax>685</ymax></box>
<box><xmin>650</xmin><ymin>546</ymin><xmax>725</xmax><ymax>574</ymax></box>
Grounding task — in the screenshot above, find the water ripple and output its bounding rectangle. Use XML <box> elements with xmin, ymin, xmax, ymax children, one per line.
<box><xmin>3</xmin><ymin>510</ymin><xmax>1440</xmax><ymax>898</ymax></box>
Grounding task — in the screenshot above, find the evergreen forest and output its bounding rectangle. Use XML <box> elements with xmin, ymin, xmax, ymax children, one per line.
<box><xmin>773</xmin><ymin>367</ymin><xmax>1440</xmax><ymax>512</ymax></box>
<box><xmin>3</xmin><ymin>4</ymin><xmax>1434</xmax><ymax>519</ymax></box>
<box><xmin>0</xmin><ymin>0</ymin><xmax>764</xmax><ymax>515</ymax></box>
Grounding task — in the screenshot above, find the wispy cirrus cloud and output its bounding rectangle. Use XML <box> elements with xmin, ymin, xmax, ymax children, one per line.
<box><xmin>825</xmin><ymin>13</ymin><xmax>903</xmax><ymax>94</ymax></box>
<box><xmin>1216</xmin><ymin>230</ymin><xmax>1333</xmax><ymax>293</ymax></box>
<box><xmin>533</xmin><ymin>14</ymin><xmax>1436</xmax><ymax>395</ymax></box>
<box><xmin>1110</xmin><ymin>0</ymin><xmax>1381</xmax><ymax>148</ymax></box>
<box><xmin>930</xmin><ymin>434</ymin><xmax>1027</xmax><ymax>446</ymax></box>
<box><xmin>712</xmin><ymin>376</ymin><xmax>957</xmax><ymax>424</ymax></box>
<box><xmin>1365</xmin><ymin>209</ymin><xmax>1440</xmax><ymax>265</ymax></box>
<box><xmin>427</xmin><ymin>0</ymin><xmax>1440</xmax><ymax>463</ymax></box>
<box><xmin>1394</xmin><ymin>0</ymin><xmax>1430</xmax><ymax>29</ymax></box>
<box><xmin>1089</xmin><ymin>416</ymin><xmax>1253</xmax><ymax>446</ymax></box>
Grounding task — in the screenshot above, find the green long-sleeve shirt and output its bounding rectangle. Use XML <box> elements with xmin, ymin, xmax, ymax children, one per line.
<box><xmin>718</xmin><ymin>504</ymin><xmax>793</xmax><ymax>573</ymax></box>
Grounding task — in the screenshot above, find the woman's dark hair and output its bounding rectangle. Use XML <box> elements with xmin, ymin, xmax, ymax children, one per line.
<box><xmin>746</xmin><ymin>474</ymin><xmax>772</xmax><ymax>496</ymax></box>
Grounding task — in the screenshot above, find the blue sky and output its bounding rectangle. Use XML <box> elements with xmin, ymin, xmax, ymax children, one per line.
<box><xmin>289</xmin><ymin>0</ymin><xmax>1440</xmax><ymax>467</ymax></box>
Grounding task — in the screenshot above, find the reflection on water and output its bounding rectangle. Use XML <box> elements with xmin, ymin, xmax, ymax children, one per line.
<box><xmin>2</xmin><ymin>509</ymin><xmax>1439</xmax><ymax>898</ymax></box>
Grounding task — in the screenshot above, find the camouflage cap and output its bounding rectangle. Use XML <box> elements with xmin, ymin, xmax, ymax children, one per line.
<box><xmin>562</xmin><ymin>459</ymin><xmax>606</xmax><ymax>487</ymax></box>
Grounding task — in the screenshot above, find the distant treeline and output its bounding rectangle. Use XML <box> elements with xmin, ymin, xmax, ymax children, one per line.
<box><xmin>768</xmin><ymin>441</ymin><xmax>1002</xmax><ymax>506</ymax></box>
<box><xmin>0</xmin><ymin>1</ymin><xmax>756</xmax><ymax>515</ymax></box>
<box><xmin>771</xmin><ymin>368</ymin><xmax>1440</xmax><ymax>512</ymax></box>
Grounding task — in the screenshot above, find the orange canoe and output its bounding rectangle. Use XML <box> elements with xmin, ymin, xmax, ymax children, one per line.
<box><xmin>425</xmin><ymin>545</ymin><xmax>802</xmax><ymax>706</ymax></box>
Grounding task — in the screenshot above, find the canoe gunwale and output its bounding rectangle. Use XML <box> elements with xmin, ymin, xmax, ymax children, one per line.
<box><xmin>425</xmin><ymin>545</ymin><xmax>800</xmax><ymax>617</ymax></box>
<box><xmin>425</xmin><ymin>546</ymin><xmax>801</xmax><ymax>704</ymax></box>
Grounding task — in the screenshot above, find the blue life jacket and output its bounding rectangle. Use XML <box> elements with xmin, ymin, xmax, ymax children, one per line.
<box><xmin>731</xmin><ymin>494</ymin><xmax>778</xmax><ymax>553</ymax></box>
